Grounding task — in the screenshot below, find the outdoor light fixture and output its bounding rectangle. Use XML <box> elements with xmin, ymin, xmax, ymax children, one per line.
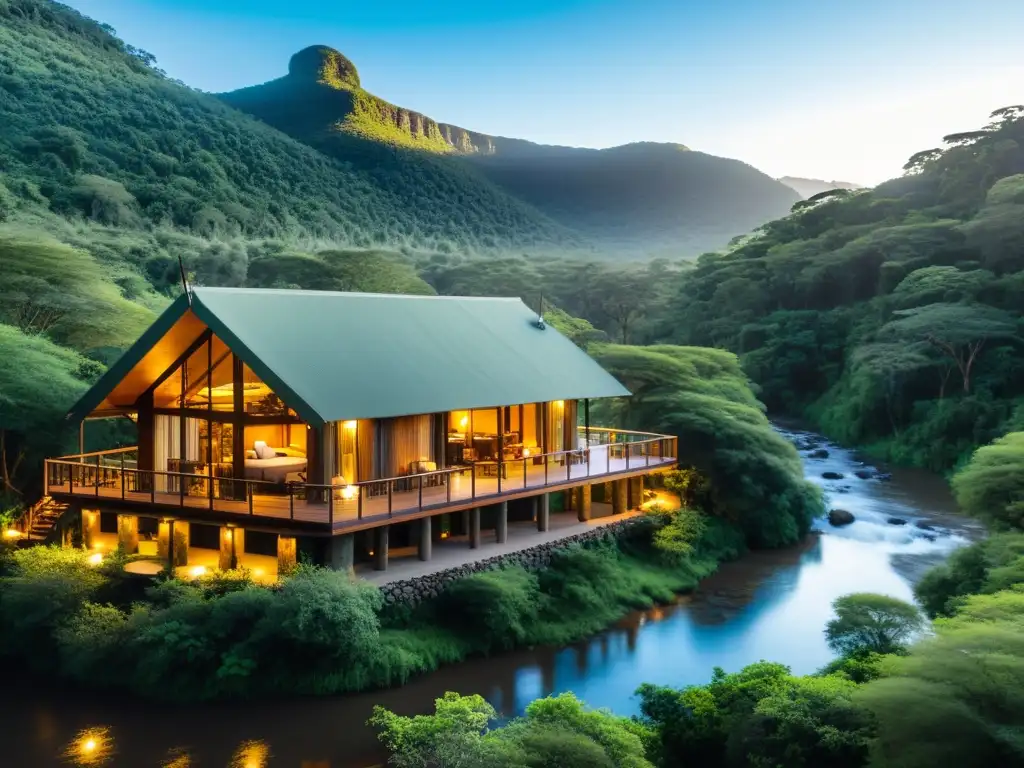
<box><xmin>88</xmin><ymin>552</ymin><xmax>103</xmax><ymax>566</ymax></box>
<box><xmin>341</xmin><ymin>485</ymin><xmax>357</xmax><ymax>500</ymax></box>
<box><xmin>343</xmin><ymin>420</ymin><xmax>357</xmax><ymax>430</ymax></box>
<box><xmin>3</xmin><ymin>529</ymin><xmax>20</xmax><ymax>539</ymax></box>
<box><xmin>190</xmin><ymin>565</ymin><xmax>207</xmax><ymax>578</ymax></box>
<box><xmin>522</xmin><ymin>448</ymin><xmax>531</xmax><ymax>457</ymax></box>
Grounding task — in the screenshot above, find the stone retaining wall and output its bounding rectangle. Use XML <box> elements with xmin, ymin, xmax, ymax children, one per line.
<box><xmin>379</xmin><ymin>517</ymin><xmax>646</xmax><ymax>606</ymax></box>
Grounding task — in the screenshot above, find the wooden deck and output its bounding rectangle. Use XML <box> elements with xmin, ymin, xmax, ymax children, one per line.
<box><xmin>47</xmin><ymin>446</ymin><xmax>675</xmax><ymax>534</ymax></box>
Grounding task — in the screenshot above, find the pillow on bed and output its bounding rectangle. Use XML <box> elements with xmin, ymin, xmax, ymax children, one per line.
<box><xmin>245</xmin><ymin>450</ymin><xmax>257</xmax><ymax>459</ymax></box>
<box><xmin>254</xmin><ymin>441</ymin><xmax>277</xmax><ymax>460</ymax></box>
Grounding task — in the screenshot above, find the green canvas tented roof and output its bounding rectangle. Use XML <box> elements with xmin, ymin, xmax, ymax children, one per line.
<box><xmin>69</xmin><ymin>287</ymin><xmax>630</xmax><ymax>425</ymax></box>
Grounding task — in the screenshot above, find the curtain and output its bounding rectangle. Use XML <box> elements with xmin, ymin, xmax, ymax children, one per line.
<box><xmin>357</xmin><ymin>419</ymin><xmax>377</xmax><ymax>480</ymax></box>
<box><xmin>154</xmin><ymin>415</ymin><xmax>178</xmax><ymax>492</ymax></box>
<box><xmin>380</xmin><ymin>415</ymin><xmax>433</xmax><ymax>476</ymax></box>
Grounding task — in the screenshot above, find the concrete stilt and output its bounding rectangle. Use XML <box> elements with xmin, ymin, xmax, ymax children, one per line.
<box><xmin>612</xmin><ymin>479</ymin><xmax>628</xmax><ymax>516</ymax></box>
<box><xmin>277</xmin><ymin>535</ymin><xmax>297</xmax><ymax>576</ymax></box>
<box><xmin>577</xmin><ymin>485</ymin><xmax>592</xmax><ymax>522</ymax></box>
<box><xmin>495</xmin><ymin>501</ymin><xmax>508</xmax><ymax>544</ymax></box>
<box><xmin>82</xmin><ymin>509</ymin><xmax>100</xmax><ymax>550</ymax></box>
<box><xmin>117</xmin><ymin>514</ymin><xmax>139</xmax><ymax>555</ymax></box>
<box><xmin>373</xmin><ymin>526</ymin><xmax>389</xmax><ymax>571</ymax></box>
<box><xmin>330</xmin><ymin>533</ymin><xmax>355</xmax><ymax>573</ymax></box>
<box><xmin>418</xmin><ymin>517</ymin><xmax>432</xmax><ymax>561</ymax></box>
<box><xmin>537</xmin><ymin>493</ymin><xmax>550</xmax><ymax>532</ymax></box>
<box><xmin>628</xmin><ymin>476</ymin><xmax>644</xmax><ymax>509</ymax></box>
<box><xmin>469</xmin><ymin>508</ymin><xmax>481</xmax><ymax>549</ymax></box>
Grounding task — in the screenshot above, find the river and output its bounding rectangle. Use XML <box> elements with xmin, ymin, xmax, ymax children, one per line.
<box><xmin>1</xmin><ymin>429</ymin><xmax>981</xmax><ymax>768</ymax></box>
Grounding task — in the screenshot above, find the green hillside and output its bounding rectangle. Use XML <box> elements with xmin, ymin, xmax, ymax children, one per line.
<box><xmin>0</xmin><ymin>1</ymin><xmax>575</xmax><ymax>255</ymax></box>
<box><xmin>220</xmin><ymin>45</ymin><xmax>800</xmax><ymax>257</ymax></box>
<box><xmin>662</xmin><ymin>106</ymin><xmax>1024</xmax><ymax>470</ymax></box>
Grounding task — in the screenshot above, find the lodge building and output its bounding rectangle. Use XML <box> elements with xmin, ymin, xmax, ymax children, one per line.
<box><xmin>31</xmin><ymin>288</ymin><xmax>677</xmax><ymax>580</ymax></box>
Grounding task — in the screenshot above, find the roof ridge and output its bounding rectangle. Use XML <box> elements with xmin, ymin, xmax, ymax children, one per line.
<box><xmin>192</xmin><ymin>287</ymin><xmax>523</xmax><ymax>302</ymax></box>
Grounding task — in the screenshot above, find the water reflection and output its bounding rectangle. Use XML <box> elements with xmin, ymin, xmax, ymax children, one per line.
<box><xmin>163</xmin><ymin>747</ymin><xmax>192</xmax><ymax>767</ymax></box>
<box><xmin>230</xmin><ymin>739</ymin><xmax>271</xmax><ymax>768</ymax></box>
<box><xmin>62</xmin><ymin>727</ymin><xmax>113</xmax><ymax>766</ymax></box>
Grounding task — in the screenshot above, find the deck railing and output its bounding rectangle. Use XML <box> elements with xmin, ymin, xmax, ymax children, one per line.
<box><xmin>45</xmin><ymin>429</ymin><xmax>678</xmax><ymax>531</ymax></box>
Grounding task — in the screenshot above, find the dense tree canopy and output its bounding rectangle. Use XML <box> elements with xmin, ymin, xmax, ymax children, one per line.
<box><xmin>824</xmin><ymin>593</ymin><xmax>924</xmax><ymax>656</ymax></box>
<box><xmin>590</xmin><ymin>344</ymin><xmax>822</xmax><ymax>547</ymax></box>
<box><xmin>951</xmin><ymin>432</ymin><xmax>1024</xmax><ymax>529</ymax></box>
<box><xmin>661</xmin><ymin>110</ymin><xmax>1024</xmax><ymax>471</ymax></box>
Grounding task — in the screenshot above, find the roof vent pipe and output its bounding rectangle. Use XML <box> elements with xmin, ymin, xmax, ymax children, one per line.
<box><xmin>534</xmin><ymin>295</ymin><xmax>546</xmax><ymax>330</ymax></box>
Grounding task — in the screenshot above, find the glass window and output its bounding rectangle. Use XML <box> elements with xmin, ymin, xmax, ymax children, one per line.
<box><xmin>241</xmin><ymin>364</ymin><xmax>288</xmax><ymax>415</ymax></box>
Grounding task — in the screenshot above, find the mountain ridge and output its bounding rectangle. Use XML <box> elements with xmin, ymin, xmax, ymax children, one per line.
<box><xmin>221</xmin><ymin>45</ymin><xmax>800</xmax><ymax>256</ymax></box>
<box><xmin>778</xmin><ymin>176</ymin><xmax>863</xmax><ymax>199</ymax></box>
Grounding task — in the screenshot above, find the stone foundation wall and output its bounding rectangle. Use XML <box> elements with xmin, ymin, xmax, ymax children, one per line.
<box><xmin>379</xmin><ymin>517</ymin><xmax>646</xmax><ymax>606</ymax></box>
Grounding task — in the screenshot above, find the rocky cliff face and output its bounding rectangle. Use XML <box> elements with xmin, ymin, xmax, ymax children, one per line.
<box><xmin>226</xmin><ymin>45</ymin><xmax>497</xmax><ymax>155</ymax></box>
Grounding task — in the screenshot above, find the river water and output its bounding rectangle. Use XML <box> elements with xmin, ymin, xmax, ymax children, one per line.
<box><xmin>1</xmin><ymin>429</ymin><xmax>981</xmax><ymax>768</ymax></box>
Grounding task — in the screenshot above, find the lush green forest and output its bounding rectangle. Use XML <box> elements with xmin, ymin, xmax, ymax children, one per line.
<box><xmin>367</xmin><ymin>435</ymin><xmax>1024</xmax><ymax>768</ymax></box>
<box><xmin>663</xmin><ymin>107</ymin><xmax>1024</xmax><ymax>471</ymax></box>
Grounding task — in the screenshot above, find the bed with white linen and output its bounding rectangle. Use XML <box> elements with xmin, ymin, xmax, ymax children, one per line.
<box><xmin>244</xmin><ymin>441</ymin><xmax>307</xmax><ymax>482</ymax></box>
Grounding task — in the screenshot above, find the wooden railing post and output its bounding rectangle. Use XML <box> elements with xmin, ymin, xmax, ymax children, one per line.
<box><xmin>358</xmin><ymin>486</ymin><xmax>363</xmax><ymax>520</ymax></box>
<box><xmin>94</xmin><ymin>455</ymin><xmax>100</xmax><ymax>497</ymax></box>
<box><xmin>328</xmin><ymin>486</ymin><xmax>335</xmax><ymax>526</ymax></box>
<box><xmin>248</xmin><ymin>482</ymin><xmax>254</xmax><ymax>516</ymax></box>
<box><xmin>387</xmin><ymin>482</ymin><xmax>393</xmax><ymax>517</ymax></box>
<box><xmin>418</xmin><ymin>476</ymin><xmax>424</xmax><ymax>512</ymax></box>
<box><xmin>289</xmin><ymin>484</ymin><xmax>294</xmax><ymax>520</ymax></box>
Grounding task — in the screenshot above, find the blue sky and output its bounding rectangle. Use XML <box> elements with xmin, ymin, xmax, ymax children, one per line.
<box><xmin>66</xmin><ymin>0</ymin><xmax>1023</xmax><ymax>184</ymax></box>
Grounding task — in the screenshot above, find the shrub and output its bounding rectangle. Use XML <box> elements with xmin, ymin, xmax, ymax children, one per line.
<box><xmin>438</xmin><ymin>566</ymin><xmax>540</xmax><ymax>651</ymax></box>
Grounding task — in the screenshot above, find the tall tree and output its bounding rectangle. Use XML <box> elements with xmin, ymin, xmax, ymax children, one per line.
<box><xmin>881</xmin><ymin>303</ymin><xmax>1018</xmax><ymax>394</ymax></box>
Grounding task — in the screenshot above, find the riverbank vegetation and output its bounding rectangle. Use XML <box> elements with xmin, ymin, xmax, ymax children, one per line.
<box><xmin>369</xmin><ymin>432</ymin><xmax>1024</xmax><ymax>768</ymax></box>
<box><xmin>0</xmin><ymin>511</ymin><xmax>743</xmax><ymax>701</ymax></box>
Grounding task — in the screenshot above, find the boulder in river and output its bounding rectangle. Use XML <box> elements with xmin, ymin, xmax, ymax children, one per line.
<box><xmin>854</xmin><ymin>469</ymin><xmax>874</xmax><ymax>480</ymax></box>
<box><xmin>915</xmin><ymin>521</ymin><xmax>935</xmax><ymax>531</ymax></box>
<box><xmin>887</xmin><ymin>517</ymin><xmax>907</xmax><ymax>526</ymax></box>
<box><xmin>876</xmin><ymin>472</ymin><xmax>893</xmax><ymax>481</ymax></box>
<box><xmin>808</xmin><ymin>449</ymin><xmax>830</xmax><ymax>459</ymax></box>
<box><xmin>822</xmin><ymin>471</ymin><xmax>845</xmax><ymax>480</ymax></box>
<box><xmin>828</xmin><ymin>509</ymin><xmax>855</xmax><ymax>526</ymax></box>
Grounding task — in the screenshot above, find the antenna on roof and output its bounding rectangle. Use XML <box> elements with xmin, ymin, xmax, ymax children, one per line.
<box><xmin>177</xmin><ymin>253</ymin><xmax>192</xmax><ymax>306</ymax></box>
<box><xmin>533</xmin><ymin>295</ymin><xmax>546</xmax><ymax>330</ymax></box>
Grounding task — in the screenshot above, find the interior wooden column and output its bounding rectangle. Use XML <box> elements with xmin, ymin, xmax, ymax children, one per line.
<box><xmin>231</xmin><ymin>354</ymin><xmax>245</xmax><ymax>495</ymax></box>
<box><xmin>136</xmin><ymin>390</ymin><xmax>154</xmax><ymax>471</ymax></box>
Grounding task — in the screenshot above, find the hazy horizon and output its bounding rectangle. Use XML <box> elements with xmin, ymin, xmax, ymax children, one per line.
<box><xmin>65</xmin><ymin>0</ymin><xmax>1023</xmax><ymax>185</ymax></box>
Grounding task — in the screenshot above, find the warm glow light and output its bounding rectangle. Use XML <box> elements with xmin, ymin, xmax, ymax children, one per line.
<box><xmin>440</xmin><ymin>532</ymin><xmax>449</xmax><ymax>540</ymax></box>
<box><xmin>522</xmin><ymin>448</ymin><xmax>530</xmax><ymax>457</ymax></box>
<box><xmin>230</xmin><ymin>740</ymin><xmax>270</xmax><ymax>768</ymax></box>
<box><xmin>253</xmin><ymin>568</ymin><xmax>265</xmax><ymax>578</ymax></box>
<box><xmin>65</xmin><ymin>727</ymin><xmax>112</xmax><ymax>765</ymax></box>
<box><xmin>459</xmin><ymin>416</ymin><xmax>468</xmax><ymax>428</ymax></box>
<box><xmin>343</xmin><ymin>420</ymin><xmax>357</xmax><ymax>431</ymax></box>
<box><xmin>224</xmin><ymin>528</ymin><xmax>233</xmax><ymax>540</ymax></box>
<box><xmin>88</xmin><ymin>552</ymin><xmax>104</xmax><ymax>566</ymax></box>
<box><xmin>190</xmin><ymin>565</ymin><xmax>207</xmax><ymax>578</ymax></box>
<box><xmin>341</xmin><ymin>485</ymin><xmax>357</xmax><ymax>501</ymax></box>
<box><xmin>3</xmin><ymin>528</ymin><xmax>20</xmax><ymax>539</ymax></box>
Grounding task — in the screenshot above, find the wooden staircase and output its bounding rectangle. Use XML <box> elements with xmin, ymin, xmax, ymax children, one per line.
<box><xmin>16</xmin><ymin>496</ymin><xmax>70</xmax><ymax>543</ymax></box>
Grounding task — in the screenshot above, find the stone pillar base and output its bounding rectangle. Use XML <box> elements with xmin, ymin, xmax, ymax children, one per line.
<box><xmin>470</xmin><ymin>508</ymin><xmax>481</xmax><ymax>549</ymax></box>
<box><xmin>496</xmin><ymin>502</ymin><xmax>508</xmax><ymax>544</ymax></box>
<box><xmin>419</xmin><ymin>517</ymin><xmax>432</xmax><ymax>561</ymax></box>
<box><xmin>373</xmin><ymin>526</ymin><xmax>389</xmax><ymax>571</ymax></box>
<box><xmin>537</xmin><ymin>494</ymin><xmax>550</xmax><ymax>532</ymax></box>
